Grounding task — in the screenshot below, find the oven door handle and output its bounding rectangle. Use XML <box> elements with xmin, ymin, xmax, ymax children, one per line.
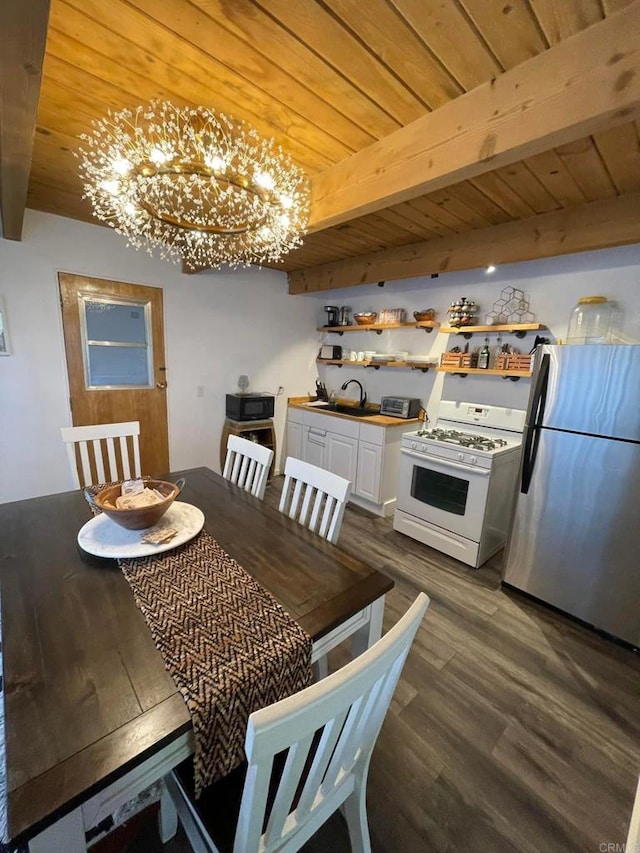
<box><xmin>400</xmin><ymin>447</ymin><xmax>491</xmax><ymax>476</ymax></box>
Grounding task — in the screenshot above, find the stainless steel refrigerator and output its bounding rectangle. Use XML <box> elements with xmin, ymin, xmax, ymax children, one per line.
<box><xmin>503</xmin><ymin>344</ymin><xmax>640</xmax><ymax>646</ymax></box>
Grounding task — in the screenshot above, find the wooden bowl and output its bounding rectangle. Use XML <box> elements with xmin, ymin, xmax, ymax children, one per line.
<box><xmin>353</xmin><ymin>312</ymin><xmax>377</xmax><ymax>325</ymax></box>
<box><xmin>413</xmin><ymin>309</ymin><xmax>435</xmax><ymax>322</ymax></box>
<box><xmin>92</xmin><ymin>479</ymin><xmax>184</xmax><ymax>530</ymax></box>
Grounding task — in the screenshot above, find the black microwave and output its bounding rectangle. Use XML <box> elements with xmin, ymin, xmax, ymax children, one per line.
<box><xmin>226</xmin><ymin>393</ymin><xmax>275</xmax><ymax>421</ymax></box>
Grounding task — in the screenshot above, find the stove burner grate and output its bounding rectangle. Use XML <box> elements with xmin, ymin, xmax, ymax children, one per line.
<box><xmin>415</xmin><ymin>427</ymin><xmax>508</xmax><ymax>451</ymax></box>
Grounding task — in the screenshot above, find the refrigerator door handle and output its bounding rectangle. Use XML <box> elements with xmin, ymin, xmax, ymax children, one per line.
<box><xmin>521</xmin><ymin>352</ymin><xmax>550</xmax><ymax>494</ymax></box>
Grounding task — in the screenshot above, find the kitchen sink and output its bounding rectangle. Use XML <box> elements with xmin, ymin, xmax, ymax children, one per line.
<box><xmin>324</xmin><ymin>403</ymin><xmax>377</xmax><ymax>418</ymax></box>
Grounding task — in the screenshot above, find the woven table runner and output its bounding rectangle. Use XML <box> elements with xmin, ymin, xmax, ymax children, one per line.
<box><xmin>84</xmin><ymin>486</ymin><xmax>313</xmax><ymax>797</ymax></box>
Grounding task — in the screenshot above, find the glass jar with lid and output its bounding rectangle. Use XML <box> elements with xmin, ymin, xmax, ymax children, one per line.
<box><xmin>566</xmin><ymin>296</ymin><xmax>619</xmax><ymax>344</ymax></box>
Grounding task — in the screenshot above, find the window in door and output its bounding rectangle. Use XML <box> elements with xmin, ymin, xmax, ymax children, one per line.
<box><xmin>79</xmin><ymin>295</ymin><xmax>153</xmax><ymax>389</ymax></box>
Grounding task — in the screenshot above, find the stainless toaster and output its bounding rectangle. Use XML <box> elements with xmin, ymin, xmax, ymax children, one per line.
<box><xmin>379</xmin><ymin>396</ymin><xmax>421</xmax><ymax>418</ymax></box>
<box><xmin>319</xmin><ymin>345</ymin><xmax>343</xmax><ymax>360</ymax></box>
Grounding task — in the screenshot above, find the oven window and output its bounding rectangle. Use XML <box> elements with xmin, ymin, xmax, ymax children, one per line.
<box><xmin>411</xmin><ymin>466</ymin><xmax>469</xmax><ymax>515</ymax></box>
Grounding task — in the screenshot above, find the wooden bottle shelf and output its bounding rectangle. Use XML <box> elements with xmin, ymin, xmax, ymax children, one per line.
<box><xmin>317</xmin><ymin>321</ymin><xmax>439</xmax><ymax>335</ymax></box>
<box><xmin>441</xmin><ymin>323</ymin><xmax>546</xmax><ymax>339</ymax></box>
<box><xmin>436</xmin><ymin>366</ymin><xmax>532</xmax><ymax>381</ymax></box>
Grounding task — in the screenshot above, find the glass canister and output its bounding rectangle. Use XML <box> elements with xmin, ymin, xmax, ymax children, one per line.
<box><xmin>566</xmin><ymin>296</ymin><xmax>619</xmax><ymax>344</ymax></box>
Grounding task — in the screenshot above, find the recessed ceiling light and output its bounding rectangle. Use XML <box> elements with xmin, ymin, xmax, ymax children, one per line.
<box><xmin>486</xmin><ymin>264</ymin><xmax>496</xmax><ymax>274</ymax></box>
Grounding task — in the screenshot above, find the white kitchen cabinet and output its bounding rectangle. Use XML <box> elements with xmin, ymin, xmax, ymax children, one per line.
<box><xmin>287</xmin><ymin>405</ymin><xmax>410</xmax><ymax>517</ymax></box>
<box><xmin>285</xmin><ymin>420</ymin><xmax>303</xmax><ymax>462</ymax></box>
<box><xmin>326</xmin><ymin>432</ymin><xmax>358</xmax><ymax>483</ymax></box>
<box><xmin>305</xmin><ymin>426</ymin><xmax>327</xmax><ymax>468</ymax></box>
<box><xmin>355</xmin><ymin>440</ymin><xmax>383</xmax><ymax>503</ymax></box>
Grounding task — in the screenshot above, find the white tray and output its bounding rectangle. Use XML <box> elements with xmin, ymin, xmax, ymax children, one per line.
<box><xmin>78</xmin><ymin>501</ymin><xmax>205</xmax><ymax>559</ymax></box>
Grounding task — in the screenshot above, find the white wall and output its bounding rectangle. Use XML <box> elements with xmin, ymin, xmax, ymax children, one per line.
<box><xmin>0</xmin><ymin>210</ymin><xmax>320</xmax><ymax>503</ymax></box>
<box><xmin>1</xmin><ymin>210</ymin><xmax>639</xmax><ymax>504</ymax></box>
<box><xmin>310</xmin><ymin>244</ymin><xmax>640</xmax><ymax>419</ymax></box>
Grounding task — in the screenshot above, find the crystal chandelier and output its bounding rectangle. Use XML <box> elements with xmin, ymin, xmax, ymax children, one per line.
<box><xmin>78</xmin><ymin>101</ymin><xmax>309</xmax><ymax>268</ymax></box>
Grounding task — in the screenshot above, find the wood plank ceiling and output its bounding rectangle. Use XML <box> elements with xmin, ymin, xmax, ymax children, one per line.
<box><xmin>16</xmin><ymin>0</ymin><xmax>640</xmax><ymax>289</ymax></box>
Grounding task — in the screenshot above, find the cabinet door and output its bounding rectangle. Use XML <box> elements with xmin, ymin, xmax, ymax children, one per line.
<box><xmin>305</xmin><ymin>427</ymin><xmax>326</xmax><ymax>468</ymax></box>
<box><xmin>326</xmin><ymin>432</ymin><xmax>358</xmax><ymax>483</ymax></box>
<box><xmin>286</xmin><ymin>421</ymin><xmax>303</xmax><ymax>461</ymax></box>
<box><xmin>356</xmin><ymin>440</ymin><xmax>383</xmax><ymax>502</ymax></box>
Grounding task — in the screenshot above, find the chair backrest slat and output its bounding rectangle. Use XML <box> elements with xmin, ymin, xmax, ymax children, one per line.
<box><xmin>318</xmin><ymin>494</ymin><xmax>335</xmax><ymax>540</ymax></box>
<box><xmin>119</xmin><ymin>435</ymin><xmax>132</xmax><ymax>480</ymax></box>
<box><xmin>100</xmin><ymin>436</ymin><xmax>114</xmax><ymax>483</ymax></box>
<box><xmin>232</xmin><ymin>593</ymin><xmax>430</xmax><ymax>853</ymax></box>
<box><xmin>263</xmin><ymin>731</ymin><xmax>317</xmax><ymax>846</ymax></box>
<box><xmin>299</xmin><ymin>482</ymin><xmax>315</xmax><ymax>526</ymax></box>
<box><xmin>78</xmin><ymin>441</ymin><xmax>92</xmax><ymax>488</ymax></box>
<box><xmin>288</xmin><ymin>479</ymin><xmax>304</xmax><ymax>520</ymax></box>
<box><xmin>222</xmin><ymin>435</ymin><xmax>273</xmax><ymax>501</ymax></box>
<box><xmin>60</xmin><ymin>422</ymin><xmax>141</xmax><ymax>489</ymax></box>
<box><xmin>294</xmin><ymin>707</ymin><xmax>351</xmax><ymax>816</ymax></box>
<box><xmin>278</xmin><ymin>458</ymin><xmax>351</xmax><ymax>545</ymax></box>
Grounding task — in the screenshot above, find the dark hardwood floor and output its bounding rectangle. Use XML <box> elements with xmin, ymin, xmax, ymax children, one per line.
<box><xmin>97</xmin><ymin>477</ymin><xmax>640</xmax><ymax>853</ymax></box>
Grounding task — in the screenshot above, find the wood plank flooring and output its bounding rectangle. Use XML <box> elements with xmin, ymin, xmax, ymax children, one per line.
<box><xmin>97</xmin><ymin>478</ymin><xmax>640</xmax><ymax>853</ymax></box>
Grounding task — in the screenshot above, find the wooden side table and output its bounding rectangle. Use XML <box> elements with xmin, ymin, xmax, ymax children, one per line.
<box><xmin>220</xmin><ymin>419</ymin><xmax>276</xmax><ymax>480</ymax></box>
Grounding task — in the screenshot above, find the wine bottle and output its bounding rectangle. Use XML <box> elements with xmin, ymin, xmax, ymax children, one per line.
<box><xmin>478</xmin><ymin>338</ymin><xmax>490</xmax><ymax>369</ymax></box>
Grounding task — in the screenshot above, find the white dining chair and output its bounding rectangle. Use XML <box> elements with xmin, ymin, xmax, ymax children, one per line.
<box><xmin>165</xmin><ymin>592</ymin><xmax>430</xmax><ymax>853</ymax></box>
<box><xmin>279</xmin><ymin>457</ymin><xmax>351</xmax><ymax>545</ymax></box>
<box><xmin>222</xmin><ymin>435</ymin><xmax>274</xmax><ymax>500</ymax></box>
<box><xmin>60</xmin><ymin>421</ymin><xmax>142</xmax><ymax>488</ymax></box>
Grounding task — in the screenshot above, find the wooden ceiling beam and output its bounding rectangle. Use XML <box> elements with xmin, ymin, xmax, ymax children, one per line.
<box><xmin>0</xmin><ymin>0</ymin><xmax>50</xmax><ymax>240</ymax></box>
<box><xmin>307</xmin><ymin>2</ymin><xmax>640</xmax><ymax>233</ymax></box>
<box><xmin>288</xmin><ymin>192</ymin><xmax>640</xmax><ymax>293</ymax></box>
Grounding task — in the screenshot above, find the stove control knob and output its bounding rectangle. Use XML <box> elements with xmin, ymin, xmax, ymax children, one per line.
<box><xmin>457</xmin><ymin>452</ymin><xmax>464</xmax><ymax>461</ymax></box>
<box><xmin>421</xmin><ymin>443</ymin><xmax>427</xmax><ymax>452</ymax></box>
<box><xmin>470</xmin><ymin>455</ymin><xmax>477</xmax><ymax>465</ymax></box>
<box><xmin>411</xmin><ymin>441</ymin><xmax>417</xmax><ymax>449</ymax></box>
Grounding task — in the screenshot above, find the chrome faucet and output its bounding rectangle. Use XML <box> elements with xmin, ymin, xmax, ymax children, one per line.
<box><xmin>340</xmin><ymin>379</ymin><xmax>367</xmax><ymax>408</ymax></box>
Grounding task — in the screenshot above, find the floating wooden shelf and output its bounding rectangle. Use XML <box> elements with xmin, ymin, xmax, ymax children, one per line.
<box><xmin>437</xmin><ymin>366</ymin><xmax>532</xmax><ymax>382</ymax></box>
<box><xmin>440</xmin><ymin>323</ymin><xmax>546</xmax><ymax>339</ymax></box>
<box><xmin>318</xmin><ymin>321</ymin><xmax>439</xmax><ymax>335</ymax></box>
<box><xmin>317</xmin><ymin>358</ymin><xmax>437</xmax><ymax>372</ymax></box>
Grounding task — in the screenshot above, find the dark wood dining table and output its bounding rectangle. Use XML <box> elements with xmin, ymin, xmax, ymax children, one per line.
<box><xmin>0</xmin><ymin>467</ymin><xmax>393</xmax><ymax>851</ymax></box>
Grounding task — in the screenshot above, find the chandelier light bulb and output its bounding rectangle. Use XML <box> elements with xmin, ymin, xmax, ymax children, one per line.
<box><xmin>255</xmin><ymin>171</ymin><xmax>275</xmax><ymax>190</ymax></box>
<box><xmin>149</xmin><ymin>146</ymin><xmax>169</xmax><ymax>165</ymax></box>
<box><xmin>78</xmin><ymin>101</ymin><xmax>309</xmax><ymax>268</ymax></box>
<box><xmin>111</xmin><ymin>157</ymin><xmax>132</xmax><ymax>176</ymax></box>
<box><xmin>205</xmin><ymin>153</ymin><xmax>226</xmax><ymax>172</ymax></box>
<box><xmin>100</xmin><ymin>179</ymin><xmax>120</xmax><ymax>196</ymax></box>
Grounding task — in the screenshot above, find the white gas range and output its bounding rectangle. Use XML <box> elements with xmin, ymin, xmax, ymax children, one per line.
<box><xmin>393</xmin><ymin>401</ymin><xmax>526</xmax><ymax>568</ymax></box>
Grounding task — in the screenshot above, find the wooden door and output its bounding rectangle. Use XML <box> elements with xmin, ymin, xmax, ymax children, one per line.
<box><xmin>59</xmin><ymin>273</ymin><xmax>169</xmax><ymax>478</ymax></box>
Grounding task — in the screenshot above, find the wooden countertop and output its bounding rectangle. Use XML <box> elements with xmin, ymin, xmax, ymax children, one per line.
<box><xmin>288</xmin><ymin>396</ymin><xmax>422</xmax><ymax>428</ymax></box>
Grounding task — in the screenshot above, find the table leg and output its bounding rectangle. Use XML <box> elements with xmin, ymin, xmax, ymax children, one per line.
<box><xmin>158</xmin><ymin>782</ymin><xmax>179</xmax><ymax>843</ymax></box>
<box><xmin>29</xmin><ymin>808</ymin><xmax>86</xmax><ymax>853</ymax></box>
<box><xmin>351</xmin><ymin>595</ymin><xmax>385</xmax><ymax>659</ymax></box>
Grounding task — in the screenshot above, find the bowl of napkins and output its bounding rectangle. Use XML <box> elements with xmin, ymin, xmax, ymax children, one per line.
<box><xmin>92</xmin><ymin>478</ymin><xmax>184</xmax><ymax>530</ymax></box>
